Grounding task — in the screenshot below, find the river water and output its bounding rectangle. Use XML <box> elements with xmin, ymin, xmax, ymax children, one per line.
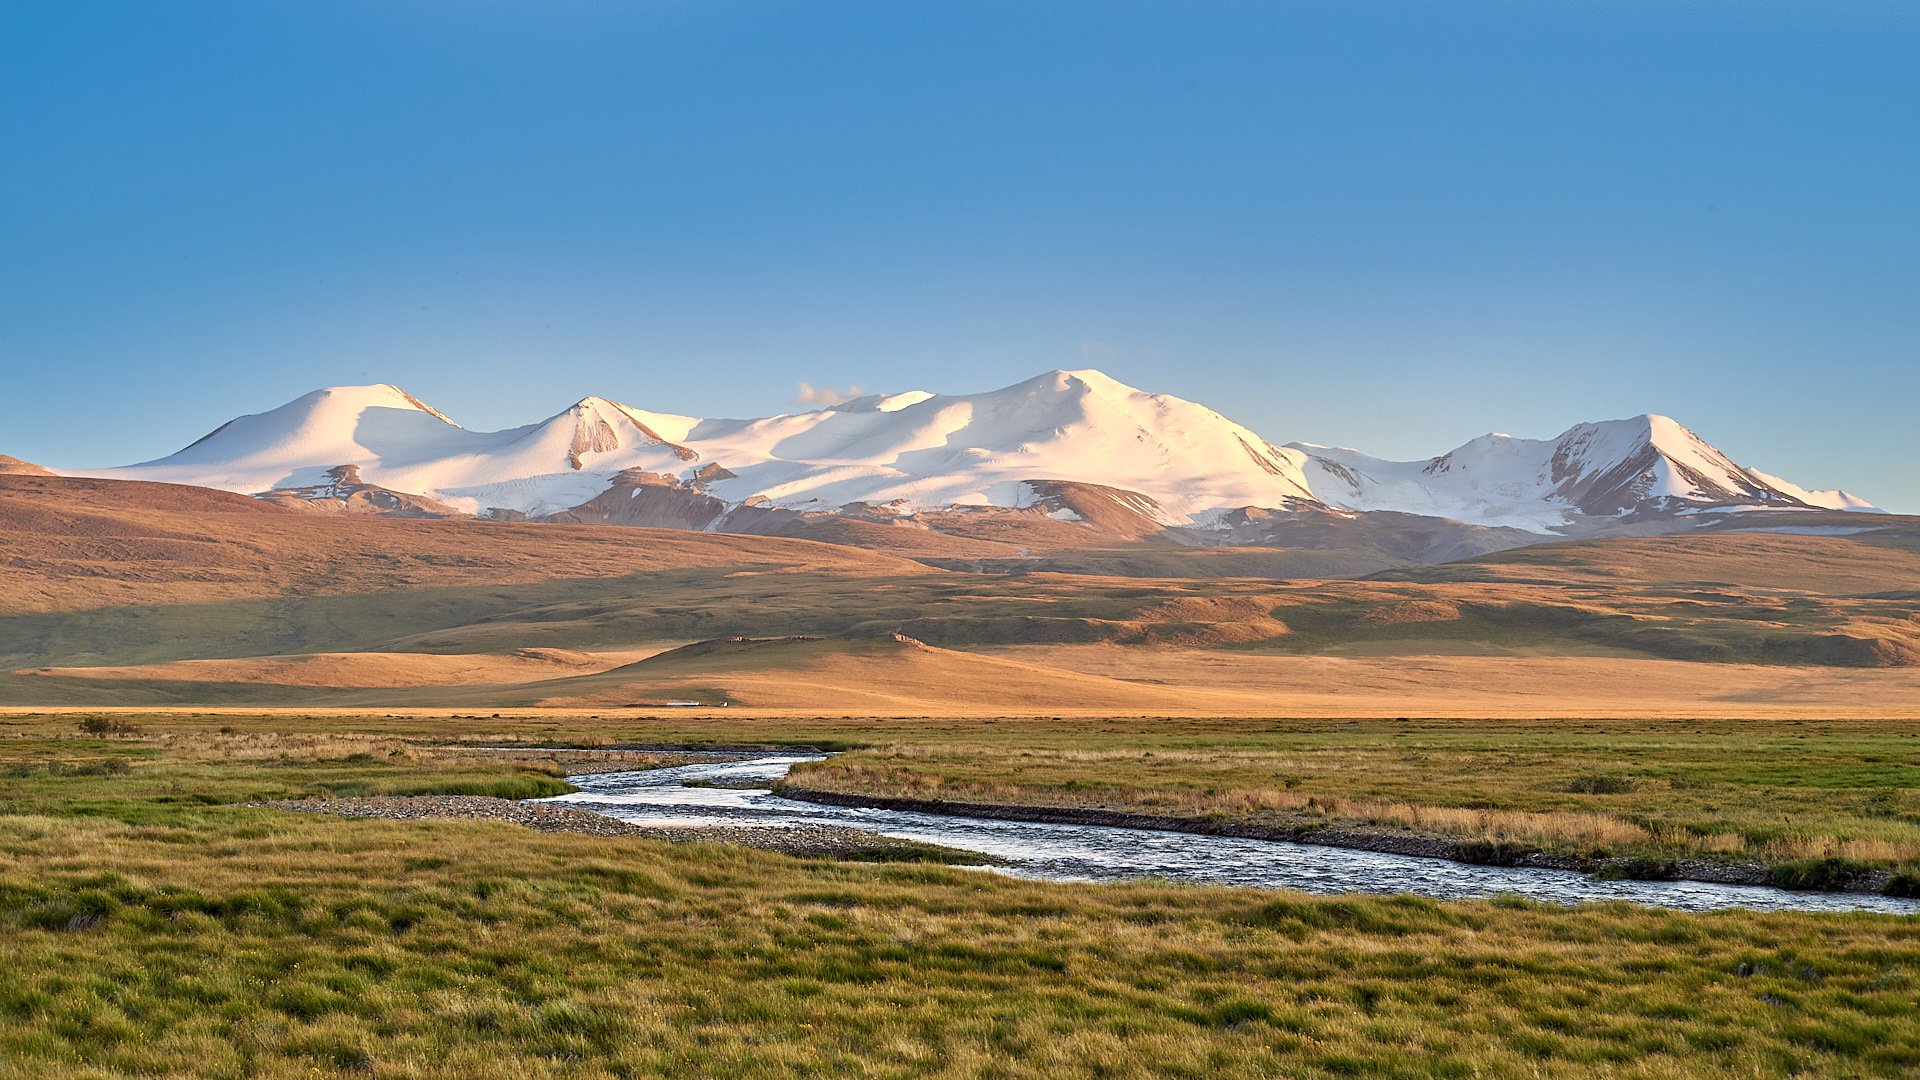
<box><xmin>540</xmin><ymin>754</ymin><xmax>1920</xmax><ymax>914</ymax></box>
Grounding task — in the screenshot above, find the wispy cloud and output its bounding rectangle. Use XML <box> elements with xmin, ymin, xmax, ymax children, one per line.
<box><xmin>792</xmin><ymin>381</ymin><xmax>863</xmax><ymax>406</ymax></box>
<box><xmin>1079</xmin><ymin>340</ymin><xmax>1114</xmax><ymax>358</ymax></box>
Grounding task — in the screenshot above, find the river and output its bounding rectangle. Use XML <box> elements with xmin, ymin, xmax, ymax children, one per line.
<box><xmin>539</xmin><ymin>754</ymin><xmax>1920</xmax><ymax>914</ymax></box>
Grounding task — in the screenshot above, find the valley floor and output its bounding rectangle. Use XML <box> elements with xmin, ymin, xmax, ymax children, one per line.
<box><xmin>10</xmin><ymin>645</ymin><xmax>1920</xmax><ymax>718</ymax></box>
<box><xmin>2</xmin><ymin>711</ymin><xmax>1918</xmax><ymax>1077</ymax></box>
<box><xmin>980</xmin><ymin>645</ymin><xmax>1920</xmax><ymax>720</ymax></box>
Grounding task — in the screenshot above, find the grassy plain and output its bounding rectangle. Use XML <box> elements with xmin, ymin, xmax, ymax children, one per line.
<box><xmin>3</xmin><ymin>712</ymin><xmax>1920</xmax><ymax>1077</ymax></box>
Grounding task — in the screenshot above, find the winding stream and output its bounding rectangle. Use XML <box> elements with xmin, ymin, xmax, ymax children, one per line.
<box><xmin>541</xmin><ymin>755</ymin><xmax>1920</xmax><ymax>914</ymax></box>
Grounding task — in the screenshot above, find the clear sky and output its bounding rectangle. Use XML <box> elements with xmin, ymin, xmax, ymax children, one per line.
<box><xmin>3</xmin><ymin>1</ymin><xmax>1915</xmax><ymax>510</ymax></box>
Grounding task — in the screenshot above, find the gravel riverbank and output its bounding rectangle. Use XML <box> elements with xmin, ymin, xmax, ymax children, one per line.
<box><xmin>252</xmin><ymin>795</ymin><xmax>989</xmax><ymax>861</ymax></box>
<box><xmin>431</xmin><ymin>750</ymin><xmax>745</xmax><ymax>777</ymax></box>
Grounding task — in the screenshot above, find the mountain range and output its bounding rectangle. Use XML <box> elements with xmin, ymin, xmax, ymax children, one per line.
<box><xmin>61</xmin><ymin>369</ymin><xmax>1880</xmax><ymax>560</ymax></box>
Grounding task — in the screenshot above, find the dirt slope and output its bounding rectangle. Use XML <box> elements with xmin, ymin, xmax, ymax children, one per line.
<box><xmin>0</xmin><ymin>473</ymin><xmax>922</xmax><ymax>616</ymax></box>
<box><xmin>0</xmin><ymin>455</ymin><xmax>53</xmax><ymax>476</ymax></box>
<box><xmin>502</xmin><ymin>634</ymin><xmax>1235</xmax><ymax>712</ymax></box>
<box><xmin>1389</xmin><ymin>524</ymin><xmax>1920</xmax><ymax>596</ymax></box>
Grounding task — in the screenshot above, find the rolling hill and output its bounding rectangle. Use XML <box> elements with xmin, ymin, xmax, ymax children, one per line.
<box><xmin>2</xmin><ymin>467</ymin><xmax>1914</xmax><ymax>714</ymax></box>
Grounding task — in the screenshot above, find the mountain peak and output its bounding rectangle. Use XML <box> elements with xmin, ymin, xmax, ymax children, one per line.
<box><xmin>541</xmin><ymin>395</ymin><xmax>698</xmax><ymax>469</ymax></box>
<box><xmin>825</xmin><ymin>390</ymin><xmax>935</xmax><ymax>414</ymax></box>
<box><xmin>1583</xmin><ymin>412</ymin><xmax>1686</xmax><ymax>441</ymax></box>
<box><xmin>1030</xmin><ymin>368</ymin><xmax>1141</xmax><ymax>397</ymax></box>
<box><xmin>0</xmin><ymin>454</ymin><xmax>51</xmax><ymax>476</ymax></box>
<box><xmin>1546</xmin><ymin>414</ymin><xmax>1776</xmax><ymax>506</ymax></box>
<box><xmin>164</xmin><ymin>383</ymin><xmax>463</xmax><ymax>462</ymax></box>
<box><xmin>566</xmin><ymin>394</ymin><xmax>638</xmax><ymax>422</ymax></box>
<box><xmin>309</xmin><ymin>384</ymin><xmax>461</xmax><ymax>428</ymax></box>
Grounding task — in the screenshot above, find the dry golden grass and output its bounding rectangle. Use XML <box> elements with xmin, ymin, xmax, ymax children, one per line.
<box><xmin>808</xmin><ymin>753</ymin><xmax>1657</xmax><ymax>851</ymax></box>
<box><xmin>1310</xmin><ymin>797</ymin><xmax>1653</xmax><ymax>850</ymax></box>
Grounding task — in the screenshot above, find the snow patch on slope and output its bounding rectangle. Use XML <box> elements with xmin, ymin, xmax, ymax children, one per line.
<box><xmin>1743</xmin><ymin>468</ymin><xmax>1884</xmax><ymax>513</ymax></box>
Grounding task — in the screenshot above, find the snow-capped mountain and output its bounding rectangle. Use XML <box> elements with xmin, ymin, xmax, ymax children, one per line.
<box><xmin>108</xmin><ymin>384</ymin><xmax>703</xmax><ymax>518</ymax></box>
<box><xmin>72</xmin><ymin>369</ymin><xmax>1879</xmax><ymax>538</ymax></box>
<box><xmin>89</xmin><ymin>370</ymin><xmax>1317</xmax><ymax>522</ymax></box>
<box><xmin>1292</xmin><ymin>414</ymin><xmax>1863</xmax><ymax>531</ymax></box>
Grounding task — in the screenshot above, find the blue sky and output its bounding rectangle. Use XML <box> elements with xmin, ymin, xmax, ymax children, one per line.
<box><xmin>3</xmin><ymin>0</ymin><xmax>1915</xmax><ymax>510</ymax></box>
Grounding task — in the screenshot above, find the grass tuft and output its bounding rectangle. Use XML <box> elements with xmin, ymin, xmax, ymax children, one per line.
<box><xmin>1563</xmin><ymin>773</ymin><xmax>1635</xmax><ymax>795</ymax></box>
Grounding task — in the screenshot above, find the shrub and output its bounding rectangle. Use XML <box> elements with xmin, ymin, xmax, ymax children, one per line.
<box><xmin>1453</xmin><ymin>841</ymin><xmax>1528</xmax><ymax>866</ymax></box>
<box><xmin>1771</xmin><ymin>857</ymin><xmax>1865</xmax><ymax>892</ymax></box>
<box><xmin>1882</xmin><ymin>871</ymin><xmax>1920</xmax><ymax>898</ymax></box>
<box><xmin>51</xmin><ymin>759</ymin><xmax>132</xmax><ymax>777</ymax></box>
<box><xmin>77</xmin><ymin>716</ymin><xmax>141</xmax><ymax>736</ymax></box>
<box><xmin>1594</xmin><ymin>857</ymin><xmax>1678</xmax><ymax>881</ymax></box>
<box><xmin>1564</xmin><ymin>773</ymin><xmax>1635</xmax><ymax>795</ymax></box>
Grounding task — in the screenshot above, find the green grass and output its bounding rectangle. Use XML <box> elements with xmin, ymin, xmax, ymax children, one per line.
<box><xmin>0</xmin><ymin>738</ymin><xmax>575</xmax><ymax>822</ymax></box>
<box><xmin>3</xmin><ymin>714</ymin><xmax>1919</xmax><ymax>1076</ymax></box>
<box><xmin>834</xmin><ymin>839</ymin><xmax>999</xmax><ymax>866</ymax></box>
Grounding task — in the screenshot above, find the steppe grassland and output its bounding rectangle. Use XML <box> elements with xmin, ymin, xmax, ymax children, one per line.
<box><xmin>1</xmin><ymin>714</ymin><xmax>1919</xmax><ymax>1078</ymax></box>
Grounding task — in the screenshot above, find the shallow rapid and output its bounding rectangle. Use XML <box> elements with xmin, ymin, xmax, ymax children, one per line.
<box><xmin>541</xmin><ymin>755</ymin><xmax>1920</xmax><ymax>914</ymax></box>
